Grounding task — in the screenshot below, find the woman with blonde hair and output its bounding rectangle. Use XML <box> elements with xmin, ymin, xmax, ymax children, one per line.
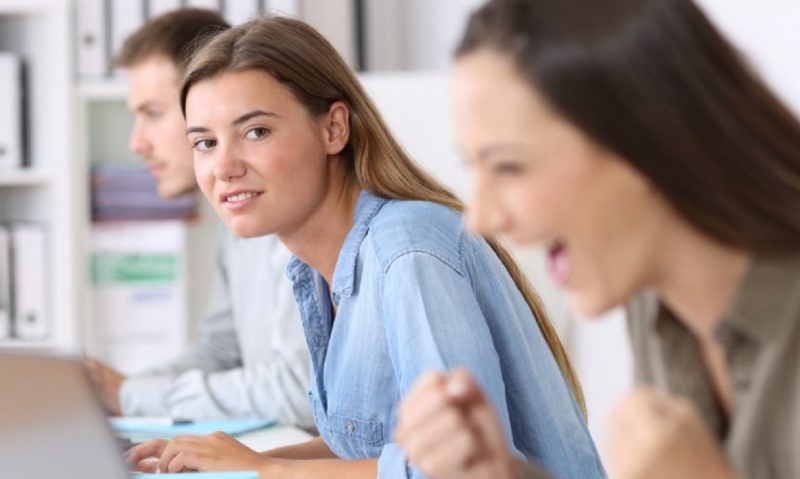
<box><xmin>125</xmin><ymin>15</ymin><xmax>604</xmax><ymax>479</ymax></box>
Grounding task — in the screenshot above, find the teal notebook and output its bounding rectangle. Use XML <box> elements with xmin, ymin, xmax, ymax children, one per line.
<box><xmin>133</xmin><ymin>472</ymin><xmax>258</xmax><ymax>479</ymax></box>
<box><xmin>111</xmin><ymin>418</ymin><xmax>274</xmax><ymax>441</ymax></box>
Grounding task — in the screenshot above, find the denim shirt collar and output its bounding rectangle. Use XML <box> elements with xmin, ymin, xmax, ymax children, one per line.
<box><xmin>286</xmin><ymin>190</ymin><xmax>387</xmax><ymax>302</ymax></box>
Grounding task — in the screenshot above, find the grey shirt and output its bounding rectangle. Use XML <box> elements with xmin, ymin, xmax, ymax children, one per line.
<box><xmin>119</xmin><ymin>227</ymin><xmax>314</xmax><ymax>428</ymax></box>
<box><xmin>627</xmin><ymin>255</ymin><xmax>800</xmax><ymax>478</ymax></box>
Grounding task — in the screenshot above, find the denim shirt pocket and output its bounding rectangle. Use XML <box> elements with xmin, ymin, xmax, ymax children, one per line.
<box><xmin>328</xmin><ymin>413</ymin><xmax>385</xmax><ymax>446</ymax></box>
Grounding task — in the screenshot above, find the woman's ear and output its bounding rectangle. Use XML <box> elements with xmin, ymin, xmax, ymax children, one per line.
<box><xmin>322</xmin><ymin>101</ymin><xmax>350</xmax><ymax>156</ymax></box>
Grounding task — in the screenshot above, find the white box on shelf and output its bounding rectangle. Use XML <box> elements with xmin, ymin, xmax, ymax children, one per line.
<box><xmin>225</xmin><ymin>0</ymin><xmax>260</xmax><ymax>25</ymax></box>
<box><xmin>148</xmin><ymin>0</ymin><xmax>182</xmax><ymax>18</ymax></box>
<box><xmin>110</xmin><ymin>0</ymin><xmax>145</xmax><ymax>73</ymax></box>
<box><xmin>10</xmin><ymin>223</ymin><xmax>47</xmax><ymax>340</ymax></box>
<box><xmin>0</xmin><ymin>224</ymin><xmax>11</xmax><ymax>340</ymax></box>
<box><xmin>267</xmin><ymin>0</ymin><xmax>301</xmax><ymax>17</ymax></box>
<box><xmin>186</xmin><ymin>0</ymin><xmax>221</xmax><ymax>11</ymax></box>
<box><xmin>89</xmin><ymin>221</ymin><xmax>188</xmax><ymax>374</ymax></box>
<box><xmin>76</xmin><ymin>0</ymin><xmax>108</xmax><ymax>78</ymax></box>
<box><xmin>0</xmin><ymin>54</ymin><xmax>22</xmax><ymax>169</ymax></box>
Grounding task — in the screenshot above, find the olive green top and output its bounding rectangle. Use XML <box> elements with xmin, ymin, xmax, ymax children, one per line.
<box><xmin>520</xmin><ymin>255</ymin><xmax>800</xmax><ymax>478</ymax></box>
<box><xmin>626</xmin><ymin>255</ymin><xmax>800</xmax><ymax>478</ymax></box>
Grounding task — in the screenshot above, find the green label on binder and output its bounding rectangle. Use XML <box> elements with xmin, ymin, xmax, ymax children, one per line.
<box><xmin>91</xmin><ymin>253</ymin><xmax>178</xmax><ymax>285</ymax></box>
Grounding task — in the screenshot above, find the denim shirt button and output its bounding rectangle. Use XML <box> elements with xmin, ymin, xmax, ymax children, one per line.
<box><xmin>345</xmin><ymin>421</ymin><xmax>355</xmax><ymax>434</ymax></box>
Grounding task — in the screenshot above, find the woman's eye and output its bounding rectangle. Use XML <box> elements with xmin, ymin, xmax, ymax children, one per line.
<box><xmin>145</xmin><ymin>111</ymin><xmax>163</xmax><ymax>120</ymax></box>
<box><xmin>493</xmin><ymin>162</ymin><xmax>524</xmax><ymax>175</ymax></box>
<box><xmin>192</xmin><ymin>138</ymin><xmax>217</xmax><ymax>152</ymax></box>
<box><xmin>244</xmin><ymin>127</ymin><xmax>270</xmax><ymax>140</ymax></box>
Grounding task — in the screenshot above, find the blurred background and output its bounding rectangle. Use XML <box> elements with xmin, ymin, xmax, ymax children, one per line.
<box><xmin>0</xmin><ymin>0</ymin><xmax>797</xmax><ymax>444</ymax></box>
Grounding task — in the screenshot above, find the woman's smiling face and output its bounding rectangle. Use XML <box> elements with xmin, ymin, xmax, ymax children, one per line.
<box><xmin>185</xmin><ymin>69</ymin><xmax>342</xmax><ymax>239</ymax></box>
<box><xmin>454</xmin><ymin>49</ymin><xmax>675</xmax><ymax>317</ymax></box>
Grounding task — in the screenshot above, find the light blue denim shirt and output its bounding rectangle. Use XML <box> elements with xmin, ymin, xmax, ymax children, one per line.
<box><xmin>286</xmin><ymin>191</ymin><xmax>605</xmax><ymax>479</ymax></box>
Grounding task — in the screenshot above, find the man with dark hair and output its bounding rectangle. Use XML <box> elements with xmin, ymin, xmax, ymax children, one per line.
<box><xmin>86</xmin><ymin>9</ymin><xmax>312</xmax><ymax>428</ymax></box>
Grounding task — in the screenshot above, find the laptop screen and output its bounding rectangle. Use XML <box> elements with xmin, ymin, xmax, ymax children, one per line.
<box><xmin>0</xmin><ymin>349</ymin><xmax>130</xmax><ymax>478</ymax></box>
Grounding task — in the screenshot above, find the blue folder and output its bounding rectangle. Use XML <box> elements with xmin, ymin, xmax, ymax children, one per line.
<box><xmin>111</xmin><ymin>418</ymin><xmax>274</xmax><ymax>441</ymax></box>
<box><xmin>133</xmin><ymin>472</ymin><xmax>258</xmax><ymax>479</ymax></box>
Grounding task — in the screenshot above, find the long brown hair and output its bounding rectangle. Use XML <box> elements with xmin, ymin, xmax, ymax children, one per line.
<box><xmin>458</xmin><ymin>0</ymin><xmax>800</xmax><ymax>255</ymax></box>
<box><xmin>180</xmin><ymin>16</ymin><xmax>586</xmax><ymax>415</ymax></box>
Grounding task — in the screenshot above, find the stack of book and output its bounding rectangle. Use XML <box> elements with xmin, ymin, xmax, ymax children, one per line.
<box><xmin>91</xmin><ymin>164</ymin><xmax>197</xmax><ymax>221</ymax></box>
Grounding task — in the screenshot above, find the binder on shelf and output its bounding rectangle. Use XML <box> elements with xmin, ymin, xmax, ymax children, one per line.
<box><xmin>147</xmin><ymin>0</ymin><xmax>182</xmax><ymax>18</ymax></box>
<box><xmin>76</xmin><ymin>0</ymin><xmax>109</xmax><ymax>79</ymax></box>
<box><xmin>266</xmin><ymin>0</ymin><xmax>301</xmax><ymax>17</ymax></box>
<box><xmin>110</xmin><ymin>0</ymin><xmax>146</xmax><ymax>74</ymax></box>
<box><xmin>0</xmin><ymin>224</ymin><xmax>11</xmax><ymax>340</ymax></box>
<box><xmin>90</xmin><ymin>221</ymin><xmax>188</xmax><ymax>373</ymax></box>
<box><xmin>0</xmin><ymin>53</ymin><xmax>23</xmax><ymax>169</ymax></box>
<box><xmin>185</xmin><ymin>0</ymin><xmax>222</xmax><ymax>11</ymax></box>
<box><xmin>224</xmin><ymin>0</ymin><xmax>260</xmax><ymax>25</ymax></box>
<box><xmin>10</xmin><ymin>223</ymin><xmax>47</xmax><ymax>340</ymax></box>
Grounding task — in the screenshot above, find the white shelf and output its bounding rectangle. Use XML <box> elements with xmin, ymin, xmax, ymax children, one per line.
<box><xmin>0</xmin><ymin>168</ymin><xmax>51</xmax><ymax>186</ymax></box>
<box><xmin>78</xmin><ymin>81</ymin><xmax>128</xmax><ymax>101</ymax></box>
<box><xmin>0</xmin><ymin>339</ymin><xmax>60</xmax><ymax>349</ymax></box>
<box><xmin>0</xmin><ymin>0</ymin><xmax>82</xmax><ymax>351</ymax></box>
<box><xmin>0</xmin><ymin>0</ymin><xmax>51</xmax><ymax>15</ymax></box>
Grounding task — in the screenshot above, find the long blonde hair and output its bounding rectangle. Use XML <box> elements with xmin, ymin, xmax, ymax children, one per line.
<box><xmin>181</xmin><ymin>16</ymin><xmax>586</xmax><ymax>416</ymax></box>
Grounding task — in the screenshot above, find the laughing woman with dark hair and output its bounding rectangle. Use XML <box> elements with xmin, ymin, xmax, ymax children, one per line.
<box><xmin>395</xmin><ymin>0</ymin><xmax>800</xmax><ymax>478</ymax></box>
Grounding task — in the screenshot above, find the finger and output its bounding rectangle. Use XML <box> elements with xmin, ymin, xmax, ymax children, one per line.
<box><xmin>158</xmin><ymin>438</ymin><xmax>194</xmax><ymax>474</ymax></box>
<box><xmin>133</xmin><ymin>459</ymin><xmax>159</xmax><ymax>473</ymax></box>
<box><xmin>444</xmin><ymin>369</ymin><xmax>484</xmax><ymax>405</ymax></box>
<box><xmin>395</xmin><ymin>374</ymin><xmax>449</xmax><ymax>441</ymax></box>
<box><xmin>462</xmin><ymin>387</ymin><xmax>508</xmax><ymax>455</ymax></box>
<box><xmin>158</xmin><ymin>435</ymin><xmax>216</xmax><ymax>473</ymax></box>
<box><xmin>400</xmin><ymin>371</ymin><xmax>446</xmax><ymax>413</ymax></box>
<box><xmin>463</xmin><ymin>461</ymin><xmax>503</xmax><ymax>479</ymax></box>
<box><xmin>166</xmin><ymin>452</ymin><xmax>192</xmax><ymax>473</ymax></box>
<box><xmin>126</xmin><ymin>439</ymin><xmax>168</xmax><ymax>465</ymax></box>
<box><xmin>403</xmin><ymin>403</ymin><xmax>473</xmax><ymax>465</ymax></box>
<box><xmin>406</xmin><ymin>370</ymin><xmax>444</xmax><ymax>398</ymax></box>
<box><xmin>413</xmin><ymin>426</ymin><xmax>479</xmax><ymax>479</ymax></box>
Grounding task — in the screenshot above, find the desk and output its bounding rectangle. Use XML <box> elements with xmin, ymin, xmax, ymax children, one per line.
<box><xmin>236</xmin><ymin>425</ymin><xmax>314</xmax><ymax>451</ymax></box>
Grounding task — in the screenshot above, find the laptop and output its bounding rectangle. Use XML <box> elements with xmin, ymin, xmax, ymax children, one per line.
<box><xmin>0</xmin><ymin>348</ymin><xmax>131</xmax><ymax>478</ymax></box>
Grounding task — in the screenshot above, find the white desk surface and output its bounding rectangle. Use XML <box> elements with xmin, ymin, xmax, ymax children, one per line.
<box><xmin>236</xmin><ymin>425</ymin><xmax>314</xmax><ymax>452</ymax></box>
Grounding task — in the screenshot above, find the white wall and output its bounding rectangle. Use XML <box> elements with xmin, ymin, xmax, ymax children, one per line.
<box><xmin>401</xmin><ymin>0</ymin><xmax>483</xmax><ymax>70</ymax></box>
<box><xmin>696</xmin><ymin>0</ymin><xmax>800</xmax><ymax>116</ymax></box>
<box><xmin>367</xmin><ymin>0</ymin><xmax>800</xmax><ymax>119</ymax></box>
<box><xmin>302</xmin><ymin>0</ymin><xmax>356</xmax><ymax>66</ymax></box>
<box><xmin>365</xmin><ymin>0</ymin><xmax>483</xmax><ymax>71</ymax></box>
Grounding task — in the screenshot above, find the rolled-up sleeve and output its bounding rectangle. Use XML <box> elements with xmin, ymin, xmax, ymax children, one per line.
<box><xmin>377</xmin><ymin>250</ymin><xmax>519</xmax><ymax>479</ymax></box>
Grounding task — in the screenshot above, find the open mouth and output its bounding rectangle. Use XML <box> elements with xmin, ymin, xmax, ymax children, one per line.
<box><xmin>546</xmin><ymin>239</ymin><xmax>570</xmax><ymax>286</ymax></box>
<box><xmin>224</xmin><ymin>191</ymin><xmax>261</xmax><ymax>203</ymax></box>
<box><xmin>219</xmin><ymin>190</ymin><xmax>264</xmax><ymax>209</ymax></box>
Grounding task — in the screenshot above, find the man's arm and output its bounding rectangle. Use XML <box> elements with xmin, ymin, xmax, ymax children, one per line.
<box><xmin>119</xmin><ymin>231</ymin><xmax>313</xmax><ymax>426</ymax></box>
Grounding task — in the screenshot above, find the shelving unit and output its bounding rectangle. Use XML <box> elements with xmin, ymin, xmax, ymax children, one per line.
<box><xmin>0</xmin><ymin>0</ymin><xmax>480</xmax><ymax>359</ymax></box>
<box><xmin>0</xmin><ymin>0</ymin><xmax>83</xmax><ymax>349</ymax></box>
<box><xmin>76</xmin><ymin>80</ymin><xmax>207</xmax><ymax>372</ymax></box>
<box><xmin>0</xmin><ymin>168</ymin><xmax>51</xmax><ymax>187</ymax></box>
